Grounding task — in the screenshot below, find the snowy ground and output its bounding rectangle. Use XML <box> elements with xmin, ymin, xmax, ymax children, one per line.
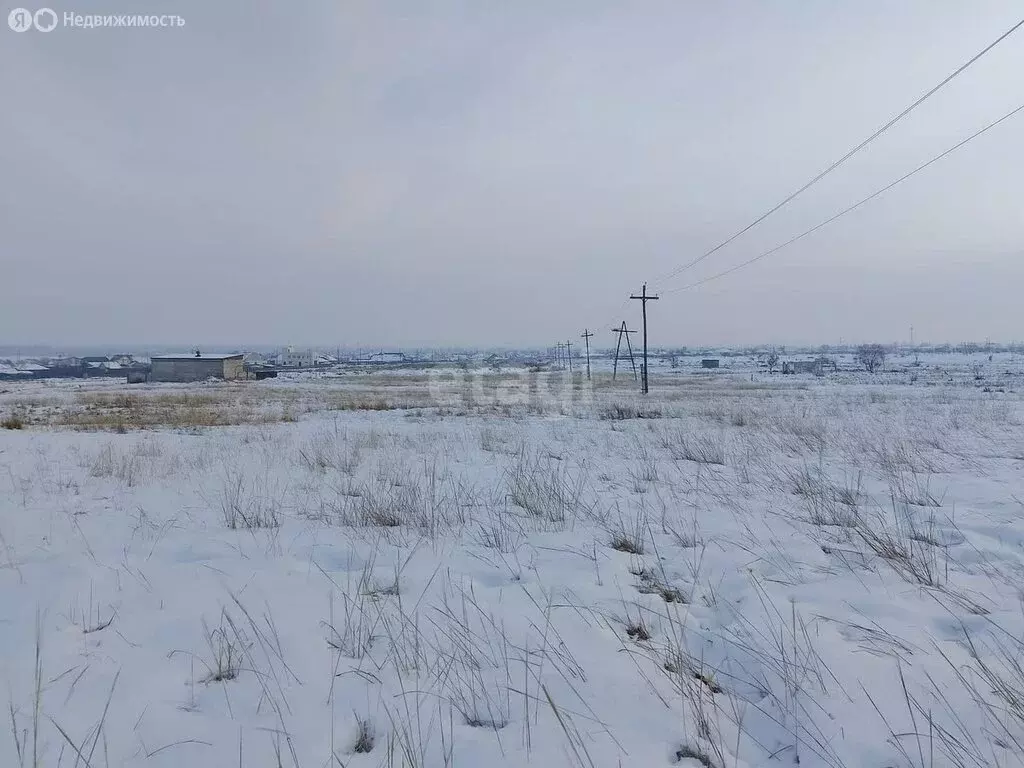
<box><xmin>1</xmin><ymin>365</ymin><xmax>1023</xmax><ymax>767</ymax></box>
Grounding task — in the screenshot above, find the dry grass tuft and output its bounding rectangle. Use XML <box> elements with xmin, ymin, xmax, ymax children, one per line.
<box><xmin>504</xmin><ymin>448</ymin><xmax>592</xmax><ymax>526</ymax></box>
<box><xmin>661</xmin><ymin>430</ymin><xmax>727</xmax><ymax>465</ymax></box>
<box><xmin>675</xmin><ymin>744</ymin><xmax>716</xmax><ymax>768</ymax></box>
<box><xmin>598</xmin><ymin>402</ymin><xmax>663</xmax><ymax>420</ymax></box>
<box><xmin>1</xmin><ymin>411</ymin><xmax>26</xmax><ymax>429</ymax></box>
<box><xmin>609</xmin><ymin>514</ymin><xmax>646</xmax><ymax>554</ymax></box>
<box><xmin>855</xmin><ymin>500</ymin><xmax>947</xmax><ymax>587</ymax></box>
<box><xmin>218</xmin><ymin>468</ymin><xmax>284</xmax><ymax>529</ymax></box>
<box><xmin>199</xmin><ymin>611</ymin><xmax>248</xmax><ymax>683</ymax></box>
<box><xmin>351</xmin><ymin>716</ymin><xmax>375</xmax><ymax>753</ymax></box>
<box><xmin>634</xmin><ymin>568</ymin><xmax>688</xmax><ymax>603</ymax></box>
<box><xmin>625</xmin><ymin>619</ymin><xmax>652</xmax><ymax>642</ymax></box>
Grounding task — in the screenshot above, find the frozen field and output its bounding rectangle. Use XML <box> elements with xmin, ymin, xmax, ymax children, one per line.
<box><xmin>2</xmin><ymin>364</ymin><xmax>1024</xmax><ymax>767</ymax></box>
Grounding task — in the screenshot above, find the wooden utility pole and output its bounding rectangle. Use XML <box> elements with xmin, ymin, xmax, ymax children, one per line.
<box><xmin>611</xmin><ymin>322</ymin><xmax>638</xmax><ymax>382</ymax></box>
<box><xmin>630</xmin><ymin>282</ymin><xmax>659</xmax><ymax>394</ymax></box>
<box><xmin>581</xmin><ymin>329</ymin><xmax>594</xmax><ymax>380</ymax></box>
<box><xmin>565</xmin><ymin>340</ymin><xmax>573</xmax><ymax>373</ymax></box>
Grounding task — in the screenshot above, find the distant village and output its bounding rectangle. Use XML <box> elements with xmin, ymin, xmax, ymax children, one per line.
<box><xmin>0</xmin><ymin>346</ymin><xmax>511</xmax><ymax>383</ymax></box>
<box><xmin>2</xmin><ymin>341</ymin><xmax>1018</xmax><ymax>384</ymax></box>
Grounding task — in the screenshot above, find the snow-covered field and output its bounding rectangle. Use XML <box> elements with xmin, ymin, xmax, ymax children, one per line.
<box><xmin>2</xmin><ymin>364</ymin><xmax>1023</xmax><ymax>767</ymax></box>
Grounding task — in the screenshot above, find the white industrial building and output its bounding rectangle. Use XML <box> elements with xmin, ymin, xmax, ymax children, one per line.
<box><xmin>277</xmin><ymin>347</ymin><xmax>316</xmax><ymax>368</ymax></box>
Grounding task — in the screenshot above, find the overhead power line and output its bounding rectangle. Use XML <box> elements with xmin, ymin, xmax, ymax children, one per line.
<box><xmin>651</xmin><ymin>15</ymin><xmax>1024</xmax><ymax>289</ymax></box>
<box><xmin>663</xmin><ymin>101</ymin><xmax>1024</xmax><ymax>295</ymax></box>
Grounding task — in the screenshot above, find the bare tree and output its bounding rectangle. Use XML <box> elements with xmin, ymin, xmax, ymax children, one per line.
<box><xmin>766</xmin><ymin>352</ymin><xmax>780</xmax><ymax>374</ymax></box>
<box><xmin>856</xmin><ymin>344</ymin><xmax>886</xmax><ymax>373</ymax></box>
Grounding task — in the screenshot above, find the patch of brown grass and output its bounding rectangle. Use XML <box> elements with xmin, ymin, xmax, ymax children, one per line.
<box><xmin>1</xmin><ymin>412</ymin><xmax>26</xmax><ymax>430</ymax></box>
<box><xmin>52</xmin><ymin>390</ymin><xmax>291</xmax><ymax>431</ymax></box>
<box><xmin>324</xmin><ymin>395</ymin><xmax>398</xmax><ymax>412</ymax></box>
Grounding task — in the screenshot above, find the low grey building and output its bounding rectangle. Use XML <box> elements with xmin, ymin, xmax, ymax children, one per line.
<box><xmin>150</xmin><ymin>352</ymin><xmax>244</xmax><ymax>383</ymax></box>
<box><xmin>782</xmin><ymin>357</ymin><xmax>837</xmax><ymax>376</ymax></box>
<box><xmin>782</xmin><ymin>360</ymin><xmax>817</xmax><ymax>375</ymax></box>
<box><xmin>701</xmin><ymin>359</ymin><xmax>720</xmax><ymax>369</ymax></box>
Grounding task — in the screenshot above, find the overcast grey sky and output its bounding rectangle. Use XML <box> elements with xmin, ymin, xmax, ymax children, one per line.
<box><xmin>2</xmin><ymin>1</ymin><xmax>1022</xmax><ymax>348</ymax></box>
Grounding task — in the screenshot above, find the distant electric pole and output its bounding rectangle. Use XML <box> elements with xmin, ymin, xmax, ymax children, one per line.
<box><xmin>611</xmin><ymin>322</ymin><xmax>638</xmax><ymax>382</ymax></box>
<box><xmin>581</xmin><ymin>329</ymin><xmax>594</xmax><ymax>380</ymax></box>
<box><xmin>565</xmin><ymin>340</ymin><xmax>573</xmax><ymax>373</ymax></box>
<box><xmin>630</xmin><ymin>283</ymin><xmax>659</xmax><ymax>394</ymax></box>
